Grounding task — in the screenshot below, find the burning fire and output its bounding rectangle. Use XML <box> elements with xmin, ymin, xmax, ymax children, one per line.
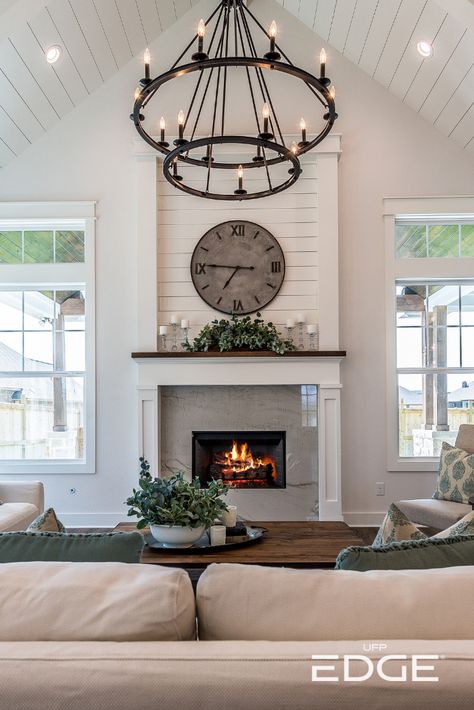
<box><xmin>213</xmin><ymin>440</ymin><xmax>276</xmax><ymax>484</ymax></box>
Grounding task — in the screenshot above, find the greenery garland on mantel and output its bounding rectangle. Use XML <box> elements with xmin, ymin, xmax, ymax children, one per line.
<box><xmin>183</xmin><ymin>313</ymin><xmax>295</xmax><ymax>356</ymax></box>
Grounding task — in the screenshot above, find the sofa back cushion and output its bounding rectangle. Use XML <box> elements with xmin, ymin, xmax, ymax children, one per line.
<box><xmin>0</xmin><ymin>562</ymin><xmax>196</xmax><ymax>641</ymax></box>
<box><xmin>0</xmin><ymin>531</ymin><xmax>144</xmax><ymax>563</ymax></box>
<box><xmin>196</xmin><ymin>563</ymin><xmax>474</xmax><ymax>641</ymax></box>
<box><xmin>336</xmin><ymin>534</ymin><xmax>474</xmax><ymax>571</ymax></box>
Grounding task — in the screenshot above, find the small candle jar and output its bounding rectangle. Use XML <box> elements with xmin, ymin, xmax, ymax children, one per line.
<box><xmin>209</xmin><ymin>525</ymin><xmax>227</xmax><ymax>547</ymax></box>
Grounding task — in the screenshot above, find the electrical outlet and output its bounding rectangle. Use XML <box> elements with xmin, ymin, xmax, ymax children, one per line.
<box><xmin>69</xmin><ymin>487</ymin><xmax>77</xmax><ymax>495</ymax></box>
<box><xmin>375</xmin><ymin>482</ymin><xmax>385</xmax><ymax>497</ymax></box>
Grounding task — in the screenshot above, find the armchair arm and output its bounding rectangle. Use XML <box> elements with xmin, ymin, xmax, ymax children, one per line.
<box><xmin>0</xmin><ymin>481</ymin><xmax>44</xmax><ymax>513</ymax></box>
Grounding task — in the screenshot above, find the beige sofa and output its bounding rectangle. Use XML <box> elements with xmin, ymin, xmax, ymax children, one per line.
<box><xmin>0</xmin><ymin>481</ymin><xmax>44</xmax><ymax>531</ymax></box>
<box><xmin>0</xmin><ymin>560</ymin><xmax>473</xmax><ymax>709</ymax></box>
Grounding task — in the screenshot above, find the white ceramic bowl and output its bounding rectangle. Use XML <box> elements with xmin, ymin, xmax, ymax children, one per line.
<box><xmin>149</xmin><ymin>524</ymin><xmax>206</xmax><ymax>548</ymax></box>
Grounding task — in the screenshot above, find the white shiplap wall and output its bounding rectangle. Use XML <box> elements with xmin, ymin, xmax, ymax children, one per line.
<box><xmin>156</xmin><ymin>158</ymin><xmax>319</xmax><ymax>331</ymax></box>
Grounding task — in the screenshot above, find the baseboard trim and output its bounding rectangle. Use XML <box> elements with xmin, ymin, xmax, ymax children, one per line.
<box><xmin>60</xmin><ymin>513</ymin><xmax>126</xmax><ymax>528</ymax></box>
<box><xmin>343</xmin><ymin>512</ymin><xmax>385</xmax><ymax>526</ymax></box>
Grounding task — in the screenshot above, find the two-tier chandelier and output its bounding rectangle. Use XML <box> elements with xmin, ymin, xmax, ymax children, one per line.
<box><xmin>130</xmin><ymin>0</ymin><xmax>337</xmax><ymax>201</ymax></box>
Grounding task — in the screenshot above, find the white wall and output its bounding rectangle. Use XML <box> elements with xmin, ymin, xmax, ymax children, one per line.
<box><xmin>0</xmin><ymin>0</ymin><xmax>473</xmax><ymax>525</ymax></box>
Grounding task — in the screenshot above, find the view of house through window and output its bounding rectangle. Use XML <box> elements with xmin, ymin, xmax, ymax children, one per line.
<box><xmin>0</xmin><ymin>289</ymin><xmax>86</xmax><ymax>460</ymax></box>
<box><xmin>397</xmin><ymin>280</ymin><xmax>474</xmax><ymax>458</ymax></box>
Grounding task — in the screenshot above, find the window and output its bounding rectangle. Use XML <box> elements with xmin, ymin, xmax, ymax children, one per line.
<box><xmin>0</xmin><ymin>204</ymin><xmax>95</xmax><ymax>474</ymax></box>
<box><xmin>397</xmin><ymin>281</ymin><xmax>474</xmax><ymax>458</ymax></box>
<box><xmin>384</xmin><ymin>198</ymin><xmax>474</xmax><ymax>471</ymax></box>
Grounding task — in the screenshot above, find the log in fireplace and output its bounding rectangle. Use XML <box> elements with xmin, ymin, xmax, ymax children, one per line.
<box><xmin>192</xmin><ymin>431</ymin><xmax>286</xmax><ymax>489</ymax></box>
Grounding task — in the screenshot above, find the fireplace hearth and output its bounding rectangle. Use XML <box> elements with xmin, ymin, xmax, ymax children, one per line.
<box><xmin>193</xmin><ymin>431</ymin><xmax>286</xmax><ymax>489</ymax></box>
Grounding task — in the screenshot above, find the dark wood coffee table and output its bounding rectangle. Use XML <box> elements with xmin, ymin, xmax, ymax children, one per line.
<box><xmin>114</xmin><ymin>521</ymin><xmax>363</xmax><ymax>580</ymax></box>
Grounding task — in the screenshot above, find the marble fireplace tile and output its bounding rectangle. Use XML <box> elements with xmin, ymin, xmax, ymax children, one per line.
<box><xmin>160</xmin><ymin>385</ymin><xmax>319</xmax><ymax>521</ymax></box>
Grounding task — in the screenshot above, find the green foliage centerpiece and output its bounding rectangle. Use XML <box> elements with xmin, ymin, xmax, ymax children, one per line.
<box><xmin>184</xmin><ymin>313</ymin><xmax>295</xmax><ymax>355</ymax></box>
<box><xmin>125</xmin><ymin>458</ymin><xmax>228</xmax><ymax>547</ymax></box>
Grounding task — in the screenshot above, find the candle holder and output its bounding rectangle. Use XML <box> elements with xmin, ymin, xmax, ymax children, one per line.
<box><xmin>308</xmin><ymin>326</ymin><xmax>319</xmax><ymax>351</ymax></box>
<box><xmin>286</xmin><ymin>325</ymin><xmax>294</xmax><ymax>345</ymax></box>
<box><xmin>181</xmin><ymin>326</ymin><xmax>189</xmax><ymax>349</ymax></box>
<box><xmin>160</xmin><ymin>334</ymin><xmax>168</xmax><ymax>351</ymax></box>
<box><xmin>170</xmin><ymin>322</ymin><xmax>179</xmax><ymax>351</ymax></box>
<box><xmin>297</xmin><ymin>322</ymin><xmax>305</xmax><ymax>350</ymax></box>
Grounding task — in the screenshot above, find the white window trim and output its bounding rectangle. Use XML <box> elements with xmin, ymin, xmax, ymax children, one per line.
<box><xmin>384</xmin><ymin>196</ymin><xmax>474</xmax><ymax>472</ymax></box>
<box><xmin>0</xmin><ymin>201</ymin><xmax>96</xmax><ymax>474</ymax></box>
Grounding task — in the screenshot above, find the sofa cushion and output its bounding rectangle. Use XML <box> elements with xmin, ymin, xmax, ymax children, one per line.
<box><xmin>0</xmin><ymin>640</ymin><xmax>473</xmax><ymax>710</ymax></box>
<box><xmin>397</xmin><ymin>498</ymin><xmax>471</xmax><ymax>529</ymax></box>
<box><xmin>0</xmin><ymin>562</ymin><xmax>196</xmax><ymax>641</ymax></box>
<box><xmin>196</xmin><ymin>563</ymin><xmax>474</xmax><ymax>641</ymax></box>
<box><xmin>0</xmin><ymin>531</ymin><xmax>144</xmax><ymax>563</ymax></box>
<box><xmin>433</xmin><ymin>510</ymin><xmax>474</xmax><ymax>538</ymax></box>
<box><xmin>336</xmin><ymin>534</ymin><xmax>474</xmax><ymax>571</ymax></box>
<box><xmin>27</xmin><ymin>507</ymin><xmax>65</xmax><ymax>533</ymax></box>
<box><xmin>0</xmin><ymin>503</ymin><xmax>40</xmax><ymax>532</ymax></box>
<box><xmin>373</xmin><ymin>502</ymin><xmax>427</xmax><ymax>546</ymax></box>
<box><xmin>433</xmin><ymin>442</ymin><xmax>474</xmax><ymax>504</ymax></box>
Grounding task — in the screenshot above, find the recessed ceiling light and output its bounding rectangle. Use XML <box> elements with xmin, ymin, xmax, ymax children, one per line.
<box><xmin>417</xmin><ymin>40</ymin><xmax>433</xmax><ymax>58</ymax></box>
<box><xmin>45</xmin><ymin>45</ymin><xmax>61</xmax><ymax>64</ymax></box>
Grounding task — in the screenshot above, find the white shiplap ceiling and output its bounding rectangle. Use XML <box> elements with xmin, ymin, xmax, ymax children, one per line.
<box><xmin>0</xmin><ymin>0</ymin><xmax>473</xmax><ymax>168</ymax></box>
<box><xmin>0</xmin><ymin>0</ymin><xmax>200</xmax><ymax>168</ymax></box>
<box><xmin>276</xmin><ymin>0</ymin><xmax>474</xmax><ymax>157</ymax></box>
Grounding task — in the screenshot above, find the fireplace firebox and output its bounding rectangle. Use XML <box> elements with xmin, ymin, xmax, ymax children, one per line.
<box><xmin>192</xmin><ymin>431</ymin><xmax>286</xmax><ymax>489</ymax></box>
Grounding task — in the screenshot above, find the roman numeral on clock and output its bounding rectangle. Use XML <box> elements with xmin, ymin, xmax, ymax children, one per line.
<box><xmin>194</xmin><ymin>263</ymin><xmax>206</xmax><ymax>275</ymax></box>
<box><xmin>231</xmin><ymin>224</ymin><xmax>245</xmax><ymax>237</ymax></box>
<box><xmin>271</xmin><ymin>261</ymin><xmax>281</xmax><ymax>273</ymax></box>
<box><xmin>233</xmin><ymin>299</ymin><xmax>244</xmax><ymax>312</ymax></box>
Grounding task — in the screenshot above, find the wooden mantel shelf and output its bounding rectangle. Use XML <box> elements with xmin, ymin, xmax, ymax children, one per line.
<box><xmin>132</xmin><ymin>350</ymin><xmax>346</xmax><ymax>359</ymax></box>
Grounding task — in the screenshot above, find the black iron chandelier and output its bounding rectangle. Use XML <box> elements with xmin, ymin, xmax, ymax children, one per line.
<box><xmin>130</xmin><ymin>0</ymin><xmax>337</xmax><ymax>201</ymax></box>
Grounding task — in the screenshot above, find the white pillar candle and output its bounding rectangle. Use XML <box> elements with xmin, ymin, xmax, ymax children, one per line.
<box><xmin>296</xmin><ymin>313</ymin><xmax>305</xmax><ymax>324</ymax></box>
<box><xmin>181</xmin><ymin>319</ymin><xmax>189</xmax><ymax>329</ymax></box>
<box><xmin>221</xmin><ymin>505</ymin><xmax>237</xmax><ymax>528</ymax></box>
<box><xmin>306</xmin><ymin>324</ymin><xmax>317</xmax><ymax>334</ymax></box>
<box><xmin>286</xmin><ymin>318</ymin><xmax>295</xmax><ymax>328</ymax></box>
<box><xmin>169</xmin><ymin>314</ymin><xmax>178</xmax><ymax>325</ymax></box>
<box><xmin>159</xmin><ymin>325</ymin><xmax>168</xmax><ymax>335</ymax></box>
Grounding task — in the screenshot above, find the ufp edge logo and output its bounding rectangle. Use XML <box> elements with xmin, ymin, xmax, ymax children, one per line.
<box><xmin>311</xmin><ymin>644</ymin><xmax>440</xmax><ymax>683</ymax></box>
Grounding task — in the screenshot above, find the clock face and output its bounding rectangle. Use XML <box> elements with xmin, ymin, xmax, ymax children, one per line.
<box><xmin>190</xmin><ymin>220</ymin><xmax>285</xmax><ymax>316</ymax></box>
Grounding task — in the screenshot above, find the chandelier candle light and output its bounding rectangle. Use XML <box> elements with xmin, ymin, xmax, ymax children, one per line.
<box><xmin>131</xmin><ymin>0</ymin><xmax>338</xmax><ymax>200</ymax></box>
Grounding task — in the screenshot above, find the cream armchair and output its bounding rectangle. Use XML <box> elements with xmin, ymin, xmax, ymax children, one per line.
<box><xmin>0</xmin><ymin>481</ymin><xmax>44</xmax><ymax>532</ymax></box>
<box><xmin>397</xmin><ymin>425</ymin><xmax>474</xmax><ymax>530</ymax></box>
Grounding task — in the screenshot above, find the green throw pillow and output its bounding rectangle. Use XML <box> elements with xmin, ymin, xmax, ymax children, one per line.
<box><xmin>27</xmin><ymin>507</ymin><xmax>65</xmax><ymax>533</ymax></box>
<box><xmin>0</xmin><ymin>531</ymin><xmax>144</xmax><ymax>563</ymax></box>
<box><xmin>433</xmin><ymin>442</ymin><xmax>474</xmax><ymax>504</ymax></box>
<box><xmin>335</xmin><ymin>534</ymin><xmax>474</xmax><ymax>571</ymax></box>
<box><xmin>373</xmin><ymin>503</ymin><xmax>427</xmax><ymax>546</ymax></box>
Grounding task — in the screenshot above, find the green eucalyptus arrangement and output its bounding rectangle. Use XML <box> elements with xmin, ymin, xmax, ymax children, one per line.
<box><xmin>125</xmin><ymin>458</ymin><xmax>228</xmax><ymax>530</ymax></box>
<box><xmin>183</xmin><ymin>313</ymin><xmax>295</xmax><ymax>355</ymax></box>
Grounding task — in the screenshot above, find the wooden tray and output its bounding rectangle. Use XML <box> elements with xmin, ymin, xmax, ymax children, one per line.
<box><xmin>145</xmin><ymin>525</ymin><xmax>266</xmax><ymax>552</ymax></box>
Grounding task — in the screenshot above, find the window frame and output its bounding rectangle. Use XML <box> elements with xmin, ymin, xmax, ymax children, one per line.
<box><xmin>384</xmin><ymin>196</ymin><xmax>474</xmax><ymax>472</ymax></box>
<box><xmin>0</xmin><ymin>202</ymin><xmax>96</xmax><ymax>474</ymax></box>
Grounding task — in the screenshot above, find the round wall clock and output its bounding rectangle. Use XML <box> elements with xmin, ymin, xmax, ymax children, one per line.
<box><xmin>190</xmin><ymin>220</ymin><xmax>285</xmax><ymax>316</ymax></box>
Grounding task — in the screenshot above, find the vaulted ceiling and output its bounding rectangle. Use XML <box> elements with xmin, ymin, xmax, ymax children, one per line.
<box><xmin>277</xmin><ymin>0</ymin><xmax>474</xmax><ymax>157</ymax></box>
<box><xmin>0</xmin><ymin>0</ymin><xmax>473</xmax><ymax>169</ymax></box>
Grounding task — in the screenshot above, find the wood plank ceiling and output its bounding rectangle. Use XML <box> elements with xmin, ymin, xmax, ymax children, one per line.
<box><xmin>0</xmin><ymin>0</ymin><xmax>473</xmax><ymax>169</ymax></box>
<box><xmin>277</xmin><ymin>0</ymin><xmax>474</xmax><ymax>157</ymax></box>
<box><xmin>0</xmin><ymin>0</ymin><xmax>200</xmax><ymax>168</ymax></box>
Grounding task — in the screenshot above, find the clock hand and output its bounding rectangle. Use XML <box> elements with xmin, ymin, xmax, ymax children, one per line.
<box><xmin>223</xmin><ymin>267</ymin><xmax>240</xmax><ymax>289</ymax></box>
<box><xmin>208</xmin><ymin>264</ymin><xmax>255</xmax><ymax>270</ymax></box>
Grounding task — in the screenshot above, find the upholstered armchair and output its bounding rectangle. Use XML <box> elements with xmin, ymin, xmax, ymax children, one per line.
<box><xmin>397</xmin><ymin>425</ymin><xmax>474</xmax><ymax>530</ymax></box>
<box><xmin>0</xmin><ymin>481</ymin><xmax>44</xmax><ymax>531</ymax></box>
